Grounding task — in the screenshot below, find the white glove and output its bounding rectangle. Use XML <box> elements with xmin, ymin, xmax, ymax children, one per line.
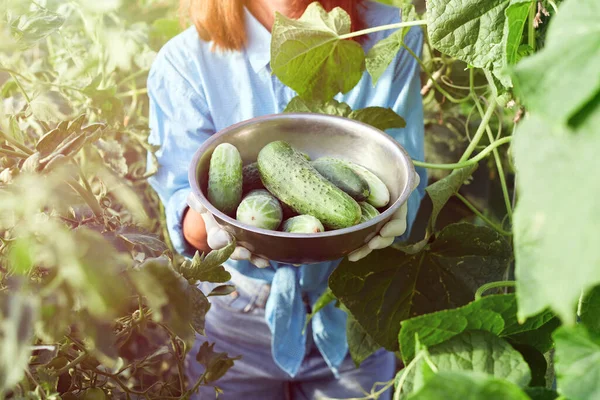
<box><xmin>186</xmin><ymin>192</ymin><xmax>271</xmax><ymax>269</ymax></box>
<box><xmin>348</xmin><ymin>173</ymin><xmax>421</xmax><ymax>262</ymax></box>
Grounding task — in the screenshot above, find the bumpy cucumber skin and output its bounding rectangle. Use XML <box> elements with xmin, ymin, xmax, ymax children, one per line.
<box><xmin>207</xmin><ymin>143</ymin><xmax>242</xmax><ymax>216</ymax></box>
<box><xmin>236</xmin><ymin>189</ymin><xmax>283</xmax><ymax>230</ymax></box>
<box><xmin>359</xmin><ymin>201</ymin><xmax>380</xmax><ymax>223</ymax></box>
<box><xmin>326</xmin><ymin>158</ymin><xmax>390</xmax><ymax>208</ymax></box>
<box><xmin>242</xmin><ymin>162</ymin><xmax>264</xmax><ymax>193</ymax></box>
<box><xmin>257</xmin><ymin>141</ymin><xmax>361</xmax><ymax>229</ymax></box>
<box><xmin>312</xmin><ymin>158</ymin><xmax>370</xmax><ymax>201</ymax></box>
<box><xmin>282</xmin><ymin>215</ymin><xmax>325</xmax><ymax>233</ymax></box>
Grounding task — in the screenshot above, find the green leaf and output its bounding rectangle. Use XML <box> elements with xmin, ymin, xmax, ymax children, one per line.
<box><xmin>512</xmin><ymin>0</ymin><xmax>600</xmax><ymax>129</ymax></box>
<box><xmin>208</xmin><ymin>285</ymin><xmax>236</xmax><ymax>297</ymax></box>
<box><xmin>503</xmin><ymin>0</ymin><xmax>533</xmax><ymax>65</ymax></box>
<box><xmin>424</xmin><ymin>165</ymin><xmax>478</xmax><ymax>237</ymax></box>
<box><xmin>365</xmin><ymin>5</ymin><xmax>417</xmax><ymax>85</ymax></box>
<box><xmin>347</xmin><ymin>311</ymin><xmax>381</xmax><ymax>367</ymax></box>
<box><xmin>283</xmin><ymin>97</ymin><xmax>352</xmax><ymax>116</ymax></box>
<box><xmin>400</xmin><ymin>294</ymin><xmax>554</xmax><ymax>363</ymax></box>
<box><xmin>196</xmin><ymin>342</ymin><xmax>241</xmax><ymax>383</ymax></box>
<box><xmin>510</xmin><ymin>343</ymin><xmax>547</xmax><ymax>387</ymax></box>
<box><xmin>0</xmin><ymin>293</ymin><xmax>38</xmax><ymax>393</ymax></box>
<box><xmin>349</xmin><ymin>107</ymin><xmax>406</xmax><ymax>130</ymax></box>
<box><xmin>405</xmin><ymin>371</ymin><xmax>530</xmax><ymax>400</ymax></box>
<box><xmin>95</xmin><ymin>139</ymin><xmax>128</xmax><ymax>177</ymax></box>
<box><xmin>580</xmin><ymin>286</ymin><xmax>600</xmax><ymax>336</ymax></box>
<box><xmin>427</xmin><ymin>0</ymin><xmax>534</xmax><ymax>86</ymax></box>
<box><xmin>512</xmin><ymin>115</ymin><xmax>600</xmax><ymax>323</ymax></box>
<box><xmin>507</xmin><ymin>317</ymin><xmax>561</xmax><ymax>354</ymax></box>
<box><xmin>271</xmin><ymin>2</ymin><xmax>365</xmax><ymax>101</ymax></box>
<box><xmin>10</xmin><ymin>8</ymin><xmax>65</xmax><ymax>46</ymax></box>
<box><xmin>554</xmin><ymin>325</ymin><xmax>600</xmax><ymax>400</ymax></box>
<box><xmin>189</xmin><ymin>240</ymin><xmax>235</xmax><ymax>283</ymax></box>
<box><xmin>330</xmin><ymin>223</ymin><xmax>510</xmax><ymax>351</ymax></box>
<box><xmin>427</xmin><ymin>331</ymin><xmax>531</xmax><ymax>386</ymax></box>
<box><xmin>188</xmin><ymin>285</ymin><xmax>210</xmax><ymax>336</ymax></box>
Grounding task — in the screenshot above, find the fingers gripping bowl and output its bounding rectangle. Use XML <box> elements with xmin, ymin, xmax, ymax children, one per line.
<box><xmin>188</xmin><ymin>113</ymin><xmax>417</xmax><ymax>264</ymax></box>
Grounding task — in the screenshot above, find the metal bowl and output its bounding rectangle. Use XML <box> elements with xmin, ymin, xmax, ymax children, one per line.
<box><xmin>188</xmin><ymin>113</ymin><xmax>416</xmax><ymax>264</ymax></box>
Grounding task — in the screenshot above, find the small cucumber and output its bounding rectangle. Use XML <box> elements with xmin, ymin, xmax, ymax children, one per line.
<box><xmin>242</xmin><ymin>162</ymin><xmax>264</xmax><ymax>193</ymax></box>
<box><xmin>257</xmin><ymin>141</ymin><xmax>361</xmax><ymax>229</ymax></box>
<box><xmin>340</xmin><ymin>160</ymin><xmax>390</xmax><ymax>208</ymax></box>
<box><xmin>359</xmin><ymin>202</ymin><xmax>380</xmax><ymax>223</ymax></box>
<box><xmin>282</xmin><ymin>215</ymin><xmax>325</xmax><ymax>234</ymax></box>
<box><xmin>207</xmin><ymin>143</ymin><xmax>242</xmax><ymax>215</ymax></box>
<box><xmin>312</xmin><ymin>157</ymin><xmax>370</xmax><ymax>201</ymax></box>
<box><xmin>236</xmin><ymin>189</ymin><xmax>283</xmax><ymax>230</ymax></box>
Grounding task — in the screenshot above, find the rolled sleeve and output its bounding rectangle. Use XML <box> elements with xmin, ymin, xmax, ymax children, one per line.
<box><xmin>384</xmin><ymin>28</ymin><xmax>427</xmax><ymax>241</ymax></box>
<box><xmin>146</xmin><ymin>46</ymin><xmax>214</xmax><ymax>256</ymax></box>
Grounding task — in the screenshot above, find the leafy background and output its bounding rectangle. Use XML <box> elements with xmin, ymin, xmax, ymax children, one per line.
<box><xmin>1</xmin><ymin>0</ymin><xmax>600</xmax><ymax>399</ymax></box>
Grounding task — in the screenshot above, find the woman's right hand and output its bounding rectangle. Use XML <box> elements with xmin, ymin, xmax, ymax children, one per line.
<box><xmin>185</xmin><ymin>192</ymin><xmax>271</xmax><ymax>268</ymax></box>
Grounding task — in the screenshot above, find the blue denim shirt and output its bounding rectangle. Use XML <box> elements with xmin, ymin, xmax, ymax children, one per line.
<box><xmin>147</xmin><ymin>1</ymin><xmax>426</xmax><ymax>378</ymax></box>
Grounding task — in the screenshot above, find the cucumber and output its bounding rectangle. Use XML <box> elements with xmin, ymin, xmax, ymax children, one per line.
<box><xmin>242</xmin><ymin>162</ymin><xmax>264</xmax><ymax>193</ymax></box>
<box><xmin>207</xmin><ymin>143</ymin><xmax>243</xmax><ymax>215</ymax></box>
<box><xmin>257</xmin><ymin>141</ymin><xmax>361</xmax><ymax>229</ymax></box>
<box><xmin>299</xmin><ymin>151</ymin><xmax>311</xmax><ymax>161</ymax></box>
<box><xmin>359</xmin><ymin>202</ymin><xmax>380</xmax><ymax>223</ymax></box>
<box><xmin>236</xmin><ymin>189</ymin><xmax>283</xmax><ymax>230</ymax></box>
<box><xmin>312</xmin><ymin>157</ymin><xmax>370</xmax><ymax>201</ymax></box>
<box><xmin>336</xmin><ymin>159</ymin><xmax>390</xmax><ymax>208</ymax></box>
<box><xmin>282</xmin><ymin>215</ymin><xmax>325</xmax><ymax>234</ymax></box>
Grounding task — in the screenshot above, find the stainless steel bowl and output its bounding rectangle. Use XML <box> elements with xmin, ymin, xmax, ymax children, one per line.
<box><xmin>188</xmin><ymin>113</ymin><xmax>416</xmax><ymax>264</ymax></box>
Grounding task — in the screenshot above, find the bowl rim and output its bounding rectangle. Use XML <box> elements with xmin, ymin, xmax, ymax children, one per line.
<box><xmin>188</xmin><ymin>112</ymin><xmax>417</xmax><ymax>239</ymax></box>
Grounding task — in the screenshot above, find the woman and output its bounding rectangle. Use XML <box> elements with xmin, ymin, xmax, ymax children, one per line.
<box><xmin>147</xmin><ymin>0</ymin><xmax>426</xmax><ymax>398</ymax></box>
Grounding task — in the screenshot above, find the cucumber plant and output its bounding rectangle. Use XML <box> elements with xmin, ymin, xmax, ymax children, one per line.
<box><xmin>270</xmin><ymin>0</ymin><xmax>600</xmax><ymax>399</ymax></box>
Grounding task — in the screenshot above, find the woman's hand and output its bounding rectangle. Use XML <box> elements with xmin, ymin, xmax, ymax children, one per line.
<box><xmin>186</xmin><ymin>192</ymin><xmax>271</xmax><ymax>268</ymax></box>
<box><xmin>347</xmin><ymin>174</ymin><xmax>421</xmax><ymax>262</ymax></box>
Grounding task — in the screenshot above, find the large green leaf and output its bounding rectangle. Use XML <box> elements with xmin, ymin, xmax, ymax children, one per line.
<box><xmin>580</xmin><ymin>286</ymin><xmax>600</xmax><ymax>336</ymax></box>
<box><xmin>399</xmin><ymin>294</ymin><xmax>554</xmax><ymax>362</ymax></box>
<box><xmin>329</xmin><ymin>223</ymin><xmax>510</xmax><ymax>351</ymax></box>
<box><xmin>512</xmin><ymin>0</ymin><xmax>600</xmax><ymax>129</ymax></box>
<box><xmin>427</xmin><ymin>0</ymin><xmax>533</xmax><ymax>86</ymax></box>
<box><xmin>427</xmin><ymin>331</ymin><xmax>531</xmax><ymax>386</ymax></box>
<box><xmin>271</xmin><ymin>2</ymin><xmax>365</xmax><ymax>101</ymax></box>
<box><xmin>347</xmin><ymin>311</ymin><xmax>381</xmax><ymax>367</ymax></box>
<box><xmin>512</xmin><ymin>116</ymin><xmax>600</xmax><ymax>323</ymax></box>
<box><xmin>349</xmin><ymin>107</ymin><xmax>406</xmax><ymax>131</ymax></box>
<box><xmin>405</xmin><ymin>370</ymin><xmax>530</xmax><ymax>400</ymax></box>
<box><xmin>554</xmin><ymin>325</ymin><xmax>600</xmax><ymax>400</ymax></box>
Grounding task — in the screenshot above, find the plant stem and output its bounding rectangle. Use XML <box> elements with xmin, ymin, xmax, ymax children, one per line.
<box><xmin>117</xmin><ymin>88</ymin><xmax>148</xmax><ymax>98</ymax></box>
<box><xmin>528</xmin><ymin>2</ymin><xmax>536</xmax><ymax>51</ymax></box>
<box><xmin>413</xmin><ymin>136</ymin><xmax>512</xmax><ymax>170</ymax></box>
<box><xmin>117</xmin><ymin>68</ymin><xmax>149</xmax><ymax>86</ymax></box>
<box><xmin>0</xmin><ymin>130</ymin><xmax>33</xmax><ymax>155</ymax></box>
<box><xmin>455</xmin><ymin>193</ymin><xmax>512</xmax><ymax>236</ymax></box>
<box><xmin>547</xmin><ymin>0</ymin><xmax>559</xmax><ymax>13</ymax></box>
<box><xmin>402</xmin><ymin>44</ymin><xmax>470</xmax><ymax>104</ymax></box>
<box><xmin>471</xmin><ymin>72</ymin><xmax>513</xmax><ymax>221</ymax></box>
<box><xmin>475</xmin><ymin>281</ymin><xmax>516</xmax><ymax>300</ymax></box>
<box><xmin>9</xmin><ymin>72</ymin><xmax>32</xmax><ymax>106</ymax></box>
<box><xmin>67</xmin><ymin>177</ymin><xmax>103</xmax><ymax>218</ymax></box>
<box><xmin>459</xmin><ymin>97</ymin><xmax>498</xmax><ymax>162</ymax></box>
<box><xmin>55</xmin><ymin>352</ymin><xmax>89</xmax><ymax>375</ymax></box>
<box><xmin>0</xmin><ymin>147</ymin><xmax>28</xmax><ymax>158</ymax></box>
<box><xmin>338</xmin><ymin>20</ymin><xmax>427</xmax><ymax>40</ymax></box>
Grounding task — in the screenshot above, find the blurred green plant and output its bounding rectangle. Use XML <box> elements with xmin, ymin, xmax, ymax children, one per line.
<box><xmin>0</xmin><ymin>1</ymin><xmax>239</xmax><ymax>398</ymax></box>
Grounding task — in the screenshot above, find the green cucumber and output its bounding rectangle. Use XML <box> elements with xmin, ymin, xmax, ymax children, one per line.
<box><xmin>359</xmin><ymin>202</ymin><xmax>380</xmax><ymax>223</ymax></box>
<box><xmin>257</xmin><ymin>141</ymin><xmax>361</xmax><ymax>229</ymax></box>
<box><xmin>338</xmin><ymin>159</ymin><xmax>390</xmax><ymax>208</ymax></box>
<box><xmin>299</xmin><ymin>151</ymin><xmax>311</xmax><ymax>161</ymax></box>
<box><xmin>242</xmin><ymin>162</ymin><xmax>264</xmax><ymax>193</ymax></box>
<box><xmin>312</xmin><ymin>157</ymin><xmax>370</xmax><ymax>201</ymax></box>
<box><xmin>236</xmin><ymin>189</ymin><xmax>282</xmax><ymax>230</ymax></box>
<box><xmin>282</xmin><ymin>215</ymin><xmax>325</xmax><ymax>233</ymax></box>
<box><xmin>207</xmin><ymin>143</ymin><xmax>242</xmax><ymax>215</ymax></box>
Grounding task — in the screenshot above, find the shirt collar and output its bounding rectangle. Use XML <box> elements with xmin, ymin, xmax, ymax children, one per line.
<box><xmin>244</xmin><ymin>7</ymin><xmax>272</xmax><ymax>73</ymax></box>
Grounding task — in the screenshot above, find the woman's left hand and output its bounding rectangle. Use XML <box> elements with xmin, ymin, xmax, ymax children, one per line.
<box><xmin>347</xmin><ymin>174</ymin><xmax>421</xmax><ymax>262</ymax></box>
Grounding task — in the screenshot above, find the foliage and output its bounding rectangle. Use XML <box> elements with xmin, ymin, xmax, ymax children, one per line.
<box><xmin>0</xmin><ymin>1</ymin><xmax>239</xmax><ymax>398</ymax></box>
<box><xmin>268</xmin><ymin>0</ymin><xmax>599</xmax><ymax>398</ymax></box>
